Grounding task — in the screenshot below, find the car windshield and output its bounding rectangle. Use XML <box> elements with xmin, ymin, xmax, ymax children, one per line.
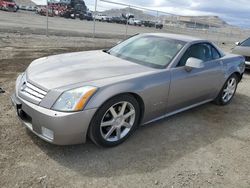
<box><xmin>108</xmin><ymin>35</ymin><xmax>186</xmax><ymax>69</ymax></box>
<box><xmin>240</xmin><ymin>38</ymin><xmax>250</xmax><ymax>46</ymax></box>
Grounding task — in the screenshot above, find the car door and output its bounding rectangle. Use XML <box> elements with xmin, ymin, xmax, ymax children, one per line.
<box><xmin>167</xmin><ymin>42</ymin><xmax>224</xmax><ymax>113</ymax></box>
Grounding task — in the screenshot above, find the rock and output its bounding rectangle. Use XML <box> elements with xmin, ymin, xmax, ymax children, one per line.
<box><xmin>154</xmin><ymin>180</ymin><xmax>159</xmax><ymax>185</ymax></box>
<box><xmin>216</xmin><ymin>169</ymin><xmax>223</xmax><ymax>176</ymax></box>
<box><xmin>37</xmin><ymin>175</ymin><xmax>47</xmax><ymax>183</ymax></box>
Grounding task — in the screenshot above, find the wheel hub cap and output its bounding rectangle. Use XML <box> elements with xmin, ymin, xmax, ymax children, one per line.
<box><xmin>100</xmin><ymin>101</ymin><xmax>136</xmax><ymax>142</ymax></box>
<box><xmin>222</xmin><ymin>77</ymin><xmax>237</xmax><ymax>103</ymax></box>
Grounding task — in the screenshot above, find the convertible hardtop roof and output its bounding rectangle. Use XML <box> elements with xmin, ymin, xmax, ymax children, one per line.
<box><xmin>143</xmin><ymin>33</ymin><xmax>203</xmax><ymax>43</ymax></box>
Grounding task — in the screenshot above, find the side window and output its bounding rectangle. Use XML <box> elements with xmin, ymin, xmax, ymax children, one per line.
<box><xmin>241</xmin><ymin>38</ymin><xmax>250</xmax><ymax>47</ymax></box>
<box><xmin>177</xmin><ymin>43</ymin><xmax>213</xmax><ymax>67</ymax></box>
<box><xmin>211</xmin><ymin>46</ymin><xmax>221</xmax><ymax>59</ymax></box>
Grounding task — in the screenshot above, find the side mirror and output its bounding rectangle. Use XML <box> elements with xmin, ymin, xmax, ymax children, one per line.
<box><xmin>235</xmin><ymin>42</ymin><xmax>241</xmax><ymax>46</ymax></box>
<box><xmin>185</xmin><ymin>57</ymin><xmax>204</xmax><ymax>71</ymax></box>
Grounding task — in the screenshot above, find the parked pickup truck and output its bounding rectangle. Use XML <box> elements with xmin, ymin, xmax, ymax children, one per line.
<box><xmin>0</xmin><ymin>0</ymin><xmax>18</xmax><ymax>12</ymax></box>
<box><xmin>128</xmin><ymin>18</ymin><xmax>142</xmax><ymax>26</ymax></box>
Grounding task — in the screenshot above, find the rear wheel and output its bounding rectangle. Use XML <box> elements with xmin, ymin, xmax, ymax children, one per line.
<box><xmin>214</xmin><ymin>74</ymin><xmax>238</xmax><ymax>105</ymax></box>
<box><xmin>88</xmin><ymin>94</ymin><xmax>140</xmax><ymax>147</ymax></box>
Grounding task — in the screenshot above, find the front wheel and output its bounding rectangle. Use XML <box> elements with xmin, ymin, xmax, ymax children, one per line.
<box><xmin>88</xmin><ymin>95</ymin><xmax>140</xmax><ymax>147</ymax></box>
<box><xmin>214</xmin><ymin>74</ymin><xmax>238</xmax><ymax>105</ymax></box>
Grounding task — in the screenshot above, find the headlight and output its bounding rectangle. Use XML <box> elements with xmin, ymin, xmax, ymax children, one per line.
<box><xmin>52</xmin><ymin>86</ymin><xmax>97</xmax><ymax>112</ymax></box>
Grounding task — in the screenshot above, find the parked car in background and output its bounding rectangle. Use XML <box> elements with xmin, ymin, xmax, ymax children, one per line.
<box><xmin>232</xmin><ymin>38</ymin><xmax>250</xmax><ymax>69</ymax></box>
<box><xmin>155</xmin><ymin>22</ymin><xmax>163</xmax><ymax>29</ymax></box>
<box><xmin>26</xmin><ymin>5</ymin><xmax>35</xmax><ymax>11</ymax></box>
<box><xmin>79</xmin><ymin>11</ymin><xmax>93</xmax><ymax>21</ymax></box>
<box><xmin>0</xmin><ymin>0</ymin><xmax>18</xmax><ymax>12</ymax></box>
<box><xmin>143</xmin><ymin>21</ymin><xmax>155</xmax><ymax>27</ymax></box>
<box><xmin>111</xmin><ymin>16</ymin><xmax>127</xmax><ymax>24</ymax></box>
<box><xmin>95</xmin><ymin>13</ymin><xmax>109</xmax><ymax>22</ymax></box>
<box><xmin>19</xmin><ymin>5</ymin><xmax>26</xmax><ymax>10</ymax></box>
<box><xmin>11</xmin><ymin>33</ymin><xmax>245</xmax><ymax>147</ymax></box>
<box><xmin>129</xmin><ymin>18</ymin><xmax>142</xmax><ymax>26</ymax></box>
<box><xmin>143</xmin><ymin>21</ymin><xmax>163</xmax><ymax>29</ymax></box>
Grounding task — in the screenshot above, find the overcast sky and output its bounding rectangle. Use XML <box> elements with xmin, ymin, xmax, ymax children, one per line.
<box><xmin>84</xmin><ymin>0</ymin><xmax>250</xmax><ymax>28</ymax></box>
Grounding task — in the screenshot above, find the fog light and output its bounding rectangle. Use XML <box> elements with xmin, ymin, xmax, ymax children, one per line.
<box><xmin>41</xmin><ymin>127</ymin><xmax>54</xmax><ymax>140</ymax></box>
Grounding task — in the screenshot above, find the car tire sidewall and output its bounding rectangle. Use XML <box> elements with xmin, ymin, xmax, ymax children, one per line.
<box><xmin>88</xmin><ymin>94</ymin><xmax>141</xmax><ymax>147</ymax></box>
<box><xmin>215</xmin><ymin>74</ymin><xmax>238</xmax><ymax>105</ymax></box>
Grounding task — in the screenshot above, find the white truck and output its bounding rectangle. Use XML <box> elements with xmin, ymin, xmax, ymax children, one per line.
<box><xmin>128</xmin><ymin>18</ymin><xmax>142</xmax><ymax>26</ymax></box>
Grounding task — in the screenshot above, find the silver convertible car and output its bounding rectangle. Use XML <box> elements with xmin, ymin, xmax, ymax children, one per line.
<box><xmin>11</xmin><ymin>33</ymin><xmax>245</xmax><ymax>147</ymax></box>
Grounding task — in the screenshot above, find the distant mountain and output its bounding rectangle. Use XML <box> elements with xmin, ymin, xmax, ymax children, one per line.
<box><xmin>164</xmin><ymin>15</ymin><xmax>229</xmax><ymax>28</ymax></box>
<box><xmin>102</xmin><ymin>7</ymin><xmax>156</xmax><ymax>21</ymax></box>
<box><xmin>102</xmin><ymin>8</ymin><xmax>230</xmax><ymax>28</ymax></box>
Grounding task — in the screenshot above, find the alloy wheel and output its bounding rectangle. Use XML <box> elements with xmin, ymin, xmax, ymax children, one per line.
<box><xmin>100</xmin><ymin>101</ymin><xmax>136</xmax><ymax>142</ymax></box>
<box><xmin>222</xmin><ymin>77</ymin><xmax>237</xmax><ymax>103</ymax></box>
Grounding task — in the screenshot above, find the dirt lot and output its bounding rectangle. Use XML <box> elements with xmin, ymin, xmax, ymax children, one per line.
<box><xmin>1</xmin><ymin>11</ymin><xmax>250</xmax><ymax>188</ymax></box>
<box><xmin>0</xmin><ymin>10</ymin><xmax>247</xmax><ymax>44</ymax></box>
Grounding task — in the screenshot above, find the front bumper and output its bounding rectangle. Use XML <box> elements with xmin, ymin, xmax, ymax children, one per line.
<box><xmin>11</xmin><ymin>93</ymin><xmax>97</xmax><ymax>145</ymax></box>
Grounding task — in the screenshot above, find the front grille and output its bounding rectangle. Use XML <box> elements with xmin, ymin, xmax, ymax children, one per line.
<box><xmin>21</xmin><ymin>82</ymin><xmax>47</xmax><ymax>103</ymax></box>
<box><xmin>245</xmin><ymin>56</ymin><xmax>250</xmax><ymax>62</ymax></box>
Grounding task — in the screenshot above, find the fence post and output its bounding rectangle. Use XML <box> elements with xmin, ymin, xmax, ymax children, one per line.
<box><xmin>155</xmin><ymin>11</ymin><xmax>159</xmax><ymax>29</ymax></box>
<box><xmin>93</xmin><ymin>0</ymin><xmax>98</xmax><ymax>38</ymax></box>
<box><xmin>46</xmin><ymin>0</ymin><xmax>48</xmax><ymax>37</ymax></box>
<box><xmin>125</xmin><ymin>5</ymin><xmax>130</xmax><ymax>39</ymax></box>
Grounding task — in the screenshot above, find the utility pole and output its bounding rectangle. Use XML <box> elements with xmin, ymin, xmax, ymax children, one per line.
<box><xmin>93</xmin><ymin>0</ymin><xmax>97</xmax><ymax>38</ymax></box>
<box><xmin>46</xmin><ymin>0</ymin><xmax>49</xmax><ymax>37</ymax></box>
<box><xmin>155</xmin><ymin>11</ymin><xmax>159</xmax><ymax>29</ymax></box>
<box><xmin>125</xmin><ymin>5</ymin><xmax>130</xmax><ymax>38</ymax></box>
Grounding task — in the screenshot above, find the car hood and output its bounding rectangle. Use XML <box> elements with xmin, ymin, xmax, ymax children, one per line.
<box><xmin>26</xmin><ymin>50</ymin><xmax>154</xmax><ymax>90</ymax></box>
<box><xmin>232</xmin><ymin>46</ymin><xmax>250</xmax><ymax>57</ymax></box>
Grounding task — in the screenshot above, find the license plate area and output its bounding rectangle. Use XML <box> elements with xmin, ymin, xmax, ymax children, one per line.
<box><xmin>16</xmin><ymin>103</ymin><xmax>22</xmax><ymax>116</ymax></box>
<box><xmin>11</xmin><ymin>94</ymin><xmax>32</xmax><ymax>124</ymax></box>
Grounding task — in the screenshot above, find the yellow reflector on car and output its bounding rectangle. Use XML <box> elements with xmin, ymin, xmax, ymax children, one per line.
<box><xmin>74</xmin><ymin>88</ymin><xmax>97</xmax><ymax>111</ymax></box>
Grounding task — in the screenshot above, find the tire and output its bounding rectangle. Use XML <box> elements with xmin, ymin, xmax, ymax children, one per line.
<box><xmin>214</xmin><ymin>74</ymin><xmax>238</xmax><ymax>105</ymax></box>
<box><xmin>88</xmin><ymin>94</ymin><xmax>141</xmax><ymax>147</ymax></box>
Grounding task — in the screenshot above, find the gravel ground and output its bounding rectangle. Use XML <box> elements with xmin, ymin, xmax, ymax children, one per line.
<box><xmin>1</xmin><ymin>11</ymin><xmax>250</xmax><ymax>188</ymax></box>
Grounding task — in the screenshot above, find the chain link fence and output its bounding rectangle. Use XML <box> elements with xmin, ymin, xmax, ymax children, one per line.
<box><xmin>13</xmin><ymin>0</ymin><xmax>250</xmax><ymax>50</ymax></box>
